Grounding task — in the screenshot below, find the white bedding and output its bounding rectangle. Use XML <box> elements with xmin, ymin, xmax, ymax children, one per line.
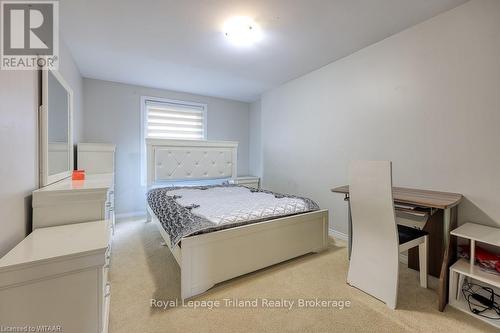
<box><xmin>150</xmin><ymin>178</ymin><xmax>229</xmax><ymax>189</ymax></box>
<box><xmin>166</xmin><ymin>186</ymin><xmax>309</xmax><ymax>225</ymax></box>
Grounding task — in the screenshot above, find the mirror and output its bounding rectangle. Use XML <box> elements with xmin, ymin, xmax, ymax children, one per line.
<box><xmin>40</xmin><ymin>70</ymin><xmax>73</xmax><ymax>186</ymax></box>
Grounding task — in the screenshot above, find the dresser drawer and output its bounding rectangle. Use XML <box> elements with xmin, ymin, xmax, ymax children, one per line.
<box><xmin>106</xmin><ymin>188</ymin><xmax>114</xmax><ymax>206</ymax></box>
<box><xmin>32</xmin><ymin>174</ymin><xmax>114</xmax><ymax>230</ymax></box>
<box><xmin>33</xmin><ymin>201</ymin><xmax>106</xmax><ymax>229</ymax></box>
<box><xmin>102</xmin><ymin>281</ymin><xmax>111</xmax><ymax>333</ymax></box>
<box><xmin>101</xmin><ymin>245</ymin><xmax>111</xmax><ymax>333</ymax></box>
<box><xmin>102</xmin><ymin>265</ymin><xmax>110</xmax><ymax>307</ymax></box>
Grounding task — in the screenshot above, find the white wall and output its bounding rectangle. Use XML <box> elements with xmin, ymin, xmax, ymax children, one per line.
<box><xmin>259</xmin><ymin>0</ymin><xmax>500</xmax><ymax>235</ymax></box>
<box><xmin>0</xmin><ymin>39</ymin><xmax>83</xmax><ymax>256</ymax></box>
<box><xmin>249</xmin><ymin>100</ymin><xmax>262</xmax><ymax>177</ymax></box>
<box><xmin>82</xmin><ymin>79</ymin><xmax>250</xmax><ymax>217</ymax></box>
<box><xmin>0</xmin><ymin>71</ymin><xmax>38</xmax><ymax>256</ymax></box>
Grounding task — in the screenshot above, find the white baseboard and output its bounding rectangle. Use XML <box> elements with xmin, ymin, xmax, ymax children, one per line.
<box><xmin>116</xmin><ymin>211</ymin><xmax>147</xmax><ymax>222</ymax></box>
<box><xmin>329</xmin><ymin>228</ymin><xmax>348</xmax><ymax>241</ymax></box>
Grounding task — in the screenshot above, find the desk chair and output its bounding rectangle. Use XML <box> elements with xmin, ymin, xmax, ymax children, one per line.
<box><xmin>347</xmin><ymin>160</ymin><xmax>428</xmax><ymax>309</ymax></box>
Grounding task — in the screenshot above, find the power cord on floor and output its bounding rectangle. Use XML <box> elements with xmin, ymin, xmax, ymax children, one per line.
<box><xmin>462</xmin><ymin>278</ymin><xmax>500</xmax><ymax>320</ymax></box>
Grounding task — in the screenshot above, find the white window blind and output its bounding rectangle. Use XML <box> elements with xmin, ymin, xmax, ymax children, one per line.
<box><xmin>145</xmin><ymin>99</ymin><xmax>206</xmax><ymax>140</ymax></box>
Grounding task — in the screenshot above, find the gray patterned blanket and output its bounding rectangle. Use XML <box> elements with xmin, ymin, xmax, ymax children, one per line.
<box><xmin>147</xmin><ymin>184</ymin><xmax>319</xmax><ymax>246</ymax></box>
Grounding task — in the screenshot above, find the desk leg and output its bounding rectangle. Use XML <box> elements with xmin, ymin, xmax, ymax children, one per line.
<box><xmin>348</xmin><ymin>199</ymin><xmax>352</xmax><ymax>260</ymax></box>
<box><xmin>438</xmin><ymin>207</ymin><xmax>457</xmax><ymax>312</ymax></box>
<box><xmin>443</xmin><ymin>208</ymin><xmax>451</xmax><ymax>248</ymax></box>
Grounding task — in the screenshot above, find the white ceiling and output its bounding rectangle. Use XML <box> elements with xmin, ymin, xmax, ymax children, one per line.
<box><xmin>60</xmin><ymin>0</ymin><xmax>468</xmax><ymax>102</ymax></box>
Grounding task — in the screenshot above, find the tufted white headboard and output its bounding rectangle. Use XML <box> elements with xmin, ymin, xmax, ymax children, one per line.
<box><xmin>146</xmin><ymin>138</ymin><xmax>238</xmax><ymax>186</ymax></box>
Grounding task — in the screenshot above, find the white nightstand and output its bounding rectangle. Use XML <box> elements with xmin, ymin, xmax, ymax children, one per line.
<box><xmin>230</xmin><ymin>176</ymin><xmax>260</xmax><ymax>189</ymax></box>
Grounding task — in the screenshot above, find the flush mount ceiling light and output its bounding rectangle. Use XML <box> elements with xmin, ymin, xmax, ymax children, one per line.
<box><xmin>223</xmin><ymin>16</ymin><xmax>262</xmax><ymax>46</ymax></box>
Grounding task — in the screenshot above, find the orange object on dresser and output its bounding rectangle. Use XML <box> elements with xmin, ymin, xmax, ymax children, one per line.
<box><xmin>72</xmin><ymin>170</ymin><xmax>85</xmax><ymax>180</ymax></box>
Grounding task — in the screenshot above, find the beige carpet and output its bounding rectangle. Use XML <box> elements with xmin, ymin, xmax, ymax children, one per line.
<box><xmin>109</xmin><ymin>219</ymin><xmax>495</xmax><ymax>333</ymax></box>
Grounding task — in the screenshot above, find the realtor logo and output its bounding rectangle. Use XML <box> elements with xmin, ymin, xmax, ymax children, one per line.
<box><xmin>1</xmin><ymin>1</ymin><xmax>58</xmax><ymax>70</ymax></box>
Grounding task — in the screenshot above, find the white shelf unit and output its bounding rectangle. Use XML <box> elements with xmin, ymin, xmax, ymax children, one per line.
<box><xmin>449</xmin><ymin>222</ymin><xmax>500</xmax><ymax>329</ymax></box>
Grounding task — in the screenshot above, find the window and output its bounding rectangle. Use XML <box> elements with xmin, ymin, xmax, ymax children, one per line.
<box><xmin>143</xmin><ymin>97</ymin><xmax>207</xmax><ymax>140</ymax></box>
<box><xmin>140</xmin><ymin>96</ymin><xmax>207</xmax><ymax>185</ymax></box>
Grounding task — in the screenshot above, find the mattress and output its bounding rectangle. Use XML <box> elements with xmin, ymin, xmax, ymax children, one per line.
<box><xmin>150</xmin><ymin>178</ymin><xmax>230</xmax><ymax>189</ymax></box>
<box><xmin>147</xmin><ymin>184</ymin><xmax>319</xmax><ymax>246</ymax></box>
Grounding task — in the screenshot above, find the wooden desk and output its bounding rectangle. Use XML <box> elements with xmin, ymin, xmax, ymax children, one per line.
<box><xmin>331</xmin><ymin>185</ymin><xmax>462</xmax><ymax>311</ymax></box>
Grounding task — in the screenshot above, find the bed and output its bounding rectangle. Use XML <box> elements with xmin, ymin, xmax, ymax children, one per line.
<box><xmin>146</xmin><ymin>138</ymin><xmax>329</xmax><ymax>300</ymax></box>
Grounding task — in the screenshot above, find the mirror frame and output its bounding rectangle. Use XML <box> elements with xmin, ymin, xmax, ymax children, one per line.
<box><xmin>39</xmin><ymin>69</ymin><xmax>74</xmax><ymax>187</ymax></box>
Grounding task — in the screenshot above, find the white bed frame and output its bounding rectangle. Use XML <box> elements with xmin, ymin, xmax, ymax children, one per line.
<box><xmin>146</xmin><ymin>138</ymin><xmax>329</xmax><ymax>300</ymax></box>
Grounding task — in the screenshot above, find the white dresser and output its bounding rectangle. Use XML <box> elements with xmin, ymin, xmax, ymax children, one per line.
<box><xmin>32</xmin><ymin>173</ymin><xmax>115</xmax><ymax>234</ymax></box>
<box><xmin>0</xmin><ymin>221</ymin><xmax>111</xmax><ymax>333</ymax></box>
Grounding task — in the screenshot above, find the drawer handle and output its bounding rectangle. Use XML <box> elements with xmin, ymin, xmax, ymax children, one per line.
<box><xmin>105</xmin><ymin>283</ymin><xmax>111</xmax><ymax>297</ymax></box>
